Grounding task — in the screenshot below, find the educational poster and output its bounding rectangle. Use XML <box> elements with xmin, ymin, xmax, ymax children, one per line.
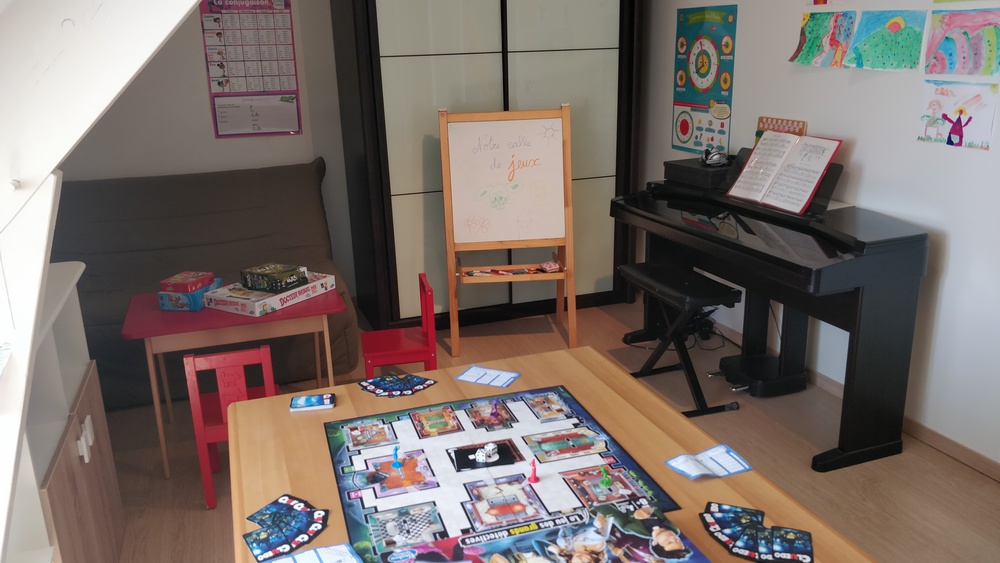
<box><xmin>788</xmin><ymin>11</ymin><xmax>857</xmax><ymax>68</ymax></box>
<box><xmin>672</xmin><ymin>5</ymin><xmax>738</xmax><ymax>155</ymax></box>
<box><xmin>844</xmin><ymin>10</ymin><xmax>925</xmax><ymax>71</ymax></box>
<box><xmin>200</xmin><ymin>0</ymin><xmax>302</xmax><ymax>137</ymax></box>
<box><xmin>925</xmin><ymin>9</ymin><xmax>1000</xmax><ymax>75</ymax></box>
<box><xmin>917</xmin><ymin>80</ymin><xmax>998</xmax><ymax>150</ymax></box>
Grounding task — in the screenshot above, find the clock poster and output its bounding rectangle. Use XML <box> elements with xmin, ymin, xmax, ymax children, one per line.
<box><xmin>672</xmin><ymin>6</ymin><xmax>738</xmax><ymax>154</ymax></box>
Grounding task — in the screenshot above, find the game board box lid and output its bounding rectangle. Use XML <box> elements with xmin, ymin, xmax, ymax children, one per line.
<box><xmin>159</xmin><ymin>271</ymin><xmax>215</xmax><ymax>293</ymax></box>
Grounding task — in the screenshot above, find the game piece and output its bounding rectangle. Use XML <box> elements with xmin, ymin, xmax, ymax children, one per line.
<box><xmin>391</xmin><ymin>446</ymin><xmax>403</xmax><ymax>469</ymax></box>
<box><xmin>323</xmin><ymin>386</ymin><xmax>708</xmax><ymax>563</ymax></box>
<box><xmin>469</xmin><ymin>442</ymin><xmax>500</xmax><ymax>465</ymax></box>
<box><xmin>599</xmin><ymin>465</ymin><xmax>613</xmax><ymax>487</ymax></box>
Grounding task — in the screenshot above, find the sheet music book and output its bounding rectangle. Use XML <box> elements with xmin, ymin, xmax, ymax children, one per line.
<box><xmin>726</xmin><ymin>130</ymin><xmax>842</xmax><ymax>215</ymax></box>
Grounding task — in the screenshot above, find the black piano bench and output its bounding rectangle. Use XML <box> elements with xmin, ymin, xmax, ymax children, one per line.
<box><xmin>619</xmin><ymin>261</ymin><xmax>742</xmax><ymax>418</ymax></box>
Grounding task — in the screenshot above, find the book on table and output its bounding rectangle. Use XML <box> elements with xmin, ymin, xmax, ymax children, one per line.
<box><xmin>726</xmin><ymin>130</ymin><xmax>842</xmax><ymax>215</ymax></box>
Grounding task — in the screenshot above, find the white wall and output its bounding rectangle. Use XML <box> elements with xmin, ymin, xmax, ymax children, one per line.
<box><xmin>58</xmin><ymin>2</ymin><xmax>356</xmax><ymax>293</ymax></box>
<box><xmin>0</xmin><ymin>0</ymin><xmax>197</xmax><ymax>557</ymax></box>
<box><xmin>640</xmin><ymin>0</ymin><xmax>1000</xmax><ymax>464</ymax></box>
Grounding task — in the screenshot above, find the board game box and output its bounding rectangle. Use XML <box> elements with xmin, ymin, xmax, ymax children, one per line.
<box><xmin>204</xmin><ymin>272</ymin><xmax>335</xmax><ymax>317</ymax></box>
<box><xmin>241</xmin><ymin>263</ymin><xmax>310</xmax><ymax>293</ymax></box>
<box><xmin>325</xmin><ymin>386</ymin><xmax>709</xmax><ymax>563</ymax></box>
<box><xmin>160</xmin><ymin>270</ymin><xmax>215</xmax><ymax>293</ymax></box>
<box><xmin>157</xmin><ymin>277</ymin><xmax>223</xmax><ymax>311</ymax></box>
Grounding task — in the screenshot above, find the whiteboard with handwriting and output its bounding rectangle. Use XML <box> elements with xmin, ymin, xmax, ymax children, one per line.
<box><xmin>446</xmin><ymin>117</ymin><xmax>566</xmax><ymax>244</ymax></box>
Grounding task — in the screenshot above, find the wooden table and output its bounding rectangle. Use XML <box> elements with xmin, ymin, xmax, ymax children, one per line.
<box><xmin>229</xmin><ymin>347</ymin><xmax>871</xmax><ymax>562</ymax></box>
<box><xmin>121</xmin><ymin>290</ymin><xmax>345</xmax><ymax>479</ymax></box>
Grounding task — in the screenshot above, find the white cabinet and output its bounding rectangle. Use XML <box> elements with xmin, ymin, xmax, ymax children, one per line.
<box><xmin>7</xmin><ymin>262</ymin><xmax>123</xmax><ymax>563</ymax></box>
<box><xmin>39</xmin><ymin>362</ymin><xmax>123</xmax><ymax>563</ymax></box>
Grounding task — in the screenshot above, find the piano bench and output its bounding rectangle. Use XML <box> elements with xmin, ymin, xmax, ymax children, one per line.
<box><xmin>619</xmin><ymin>261</ymin><xmax>742</xmax><ymax>418</ymax></box>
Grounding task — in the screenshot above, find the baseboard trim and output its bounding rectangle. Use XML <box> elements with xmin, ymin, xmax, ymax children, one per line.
<box><xmin>712</xmin><ymin>324</ymin><xmax>1000</xmax><ymax>483</ymax></box>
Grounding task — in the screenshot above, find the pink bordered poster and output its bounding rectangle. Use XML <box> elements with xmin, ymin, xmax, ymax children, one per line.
<box><xmin>200</xmin><ymin>0</ymin><xmax>302</xmax><ymax>138</ymax></box>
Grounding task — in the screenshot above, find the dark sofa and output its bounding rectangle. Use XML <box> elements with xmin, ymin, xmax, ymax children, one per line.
<box><xmin>50</xmin><ymin>157</ymin><xmax>359</xmax><ymax>410</ymax></box>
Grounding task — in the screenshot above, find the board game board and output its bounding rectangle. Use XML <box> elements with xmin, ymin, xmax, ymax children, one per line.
<box><xmin>325</xmin><ymin>386</ymin><xmax>710</xmax><ymax>563</ymax></box>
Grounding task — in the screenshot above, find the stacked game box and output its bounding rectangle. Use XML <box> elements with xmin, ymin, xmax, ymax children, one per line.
<box><xmin>240</xmin><ymin>263</ymin><xmax>309</xmax><ymax>293</ymax></box>
<box><xmin>160</xmin><ymin>271</ymin><xmax>215</xmax><ymax>292</ymax></box>
<box><xmin>204</xmin><ymin>272</ymin><xmax>335</xmax><ymax>317</ymax></box>
<box><xmin>157</xmin><ymin>271</ymin><xmax>221</xmax><ymax>311</ymax></box>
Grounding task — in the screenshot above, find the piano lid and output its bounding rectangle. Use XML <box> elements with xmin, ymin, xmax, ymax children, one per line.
<box><xmin>615</xmin><ymin>186</ymin><xmax>928</xmax><ymax>265</ymax></box>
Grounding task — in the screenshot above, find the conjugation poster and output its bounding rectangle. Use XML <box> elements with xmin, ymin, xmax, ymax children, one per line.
<box><xmin>672</xmin><ymin>5</ymin><xmax>738</xmax><ymax>155</ymax></box>
<box><xmin>200</xmin><ymin>0</ymin><xmax>302</xmax><ymax>137</ymax></box>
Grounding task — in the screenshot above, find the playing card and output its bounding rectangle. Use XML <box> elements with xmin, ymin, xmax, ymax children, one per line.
<box><xmin>756</xmin><ymin>527</ymin><xmax>775</xmax><ymax>561</ymax></box>
<box><xmin>705</xmin><ymin>502</ymin><xmax>765</xmax><ymax>525</ymax></box>
<box><xmin>771</xmin><ymin>526</ymin><xmax>813</xmax><ymax>562</ymax></box>
<box><xmin>731</xmin><ymin>525</ymin><xmax>761</xmax><ymax>561</ymax></box>
<box><xmin>699</xmin><ymin>511</ymin><xmax>745</xmax><ymax>549</ymax></box>
<box><xmin>244</xmin><ymin>495</ymin><xmax>328</xmax><ymax>561</ymax></box>
<box><xmin>243</xmin><ymin>525</ymin><xmax>293</xmax><ymax>561</ymax></box>
<box><xmin>706</xmin><ymin>505</ymin><xmax>764</xmax><ymax>536</ymax></box>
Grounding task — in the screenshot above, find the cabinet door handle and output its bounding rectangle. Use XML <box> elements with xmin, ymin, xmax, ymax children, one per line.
<box><xmin>77</xmin><ymin>415</ymin><xmax>94</xmax><ymax>463</ymax></box>
<box><xmin>82</xmin><ymin>414</ymin><xmax>95</xmax><ymax>446</ymax></box>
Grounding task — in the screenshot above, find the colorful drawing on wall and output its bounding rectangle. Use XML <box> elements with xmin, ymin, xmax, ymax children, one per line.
<box><xmin>789</xmin><ymin>11</ymin><xmax>857</xmax><ymax>68</ymax></box>
<box><xmin>917</xmin><ymin>80</ymin><xmax>998</xmax><ymax>150</ymax></box>
<box><xmin>925</xmin><ymin>9</ymin><xmax>1000</xmax><ymax>75</ymax></box>
<box><xmin>844</xmin><ymin>10</ymin><xmax>926</xmax><ymax>71</ymax></box>
<box><xmin>672</xmin><ymin>5</ymin><xmax>738</xmax><ymax>155</ymax></box>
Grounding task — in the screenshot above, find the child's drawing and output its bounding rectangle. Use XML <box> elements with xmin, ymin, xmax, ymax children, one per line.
<box><xmin>917</xmin><ymin>80</ymin><xmax>998</xmax><ymax>150</ymax></box>
<box><xmin>789</xmin><ymin>11</ymin><xmax>857</xmax><ymax>68</ymax></box>
<box><xmin>845</xmin><ymin>10</ymin><xmax>925</xmax><ymax>71</ymax></box>
<box><xmin>925</xmin><ymin>9</ymin><xmax>1000</xmax><ymax>75</ymax></box>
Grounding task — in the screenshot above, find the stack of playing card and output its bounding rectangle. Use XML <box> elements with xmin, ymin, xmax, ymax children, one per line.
<box><xmin>699</xmin><ymin>502</ymin><xmax>813</xmax><ymax>561</ymax></box>
<box><xmin>244</xmin><ymin>494</ymin><xmax>329</xmax><ymax>562</ymax></box>
<box><xmin>358</xmin><ymin>374</ymin><xmax>436</xmax><ymax>397</ymax></box>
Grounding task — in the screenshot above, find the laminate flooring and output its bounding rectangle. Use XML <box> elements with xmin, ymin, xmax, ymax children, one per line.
<box><xmin>106</xmin><ymin>301</ymin><xmax>1000</xmax><ymax>562</ymax></box>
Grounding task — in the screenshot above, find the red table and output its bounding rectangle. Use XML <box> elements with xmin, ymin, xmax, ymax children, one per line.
<box><xmin>122</xmin><ymin>290</ymin><xmax>346</xmax><ymax>478</ymax></box>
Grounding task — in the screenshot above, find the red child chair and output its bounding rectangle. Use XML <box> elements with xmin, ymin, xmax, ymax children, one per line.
<box><xmin>183</xmin><ymin>345</ymin><xmax>278</xmax><ymax>509</ymax></box>
<box><xmin>361</xmin><ymin>273</ymin><xmax>437</xmax><ymax>379</ymax></box>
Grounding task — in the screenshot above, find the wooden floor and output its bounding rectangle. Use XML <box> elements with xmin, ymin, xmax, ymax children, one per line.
<box><xmin>107</xmin><ymin>301</ymin><xmax>1000</xmax><ymax>562</ymax></box>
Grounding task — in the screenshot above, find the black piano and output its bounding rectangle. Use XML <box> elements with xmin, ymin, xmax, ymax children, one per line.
<box><xmin>611</xmin><ymin>179</ymin><xmax>929</xmax><ymax>472</ymax></box>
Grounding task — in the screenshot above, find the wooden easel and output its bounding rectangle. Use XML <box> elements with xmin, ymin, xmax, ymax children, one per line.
<box><xmin>438</xmin><ymin>105</ymin><xmax>577</xmax><ymax>356</ymax></box>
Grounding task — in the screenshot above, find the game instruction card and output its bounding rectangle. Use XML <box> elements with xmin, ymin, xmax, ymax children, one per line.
<box><xmin>666</xmin><ymin>444</ymin><xmax>752</xmax><ymax>478</ymax></box>
<box><xmin>272</xmin><ymin>543</ymin><xmax>363</xmax><ymax>563</ymax></box>
<box><xmin>454</xmin><ymin>364</ymin><xmax>521</xmax><ymax>387</ymax></box>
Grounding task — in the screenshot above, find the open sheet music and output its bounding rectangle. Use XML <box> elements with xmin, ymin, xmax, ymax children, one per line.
<box><xmin>727</xmin><ymin>130</ymin><xmax>842</xmax><ymax>214</ymax></box>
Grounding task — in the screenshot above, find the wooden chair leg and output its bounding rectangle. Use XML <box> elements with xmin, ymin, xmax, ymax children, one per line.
<box><xmin>197</xmin><ymin>442</ymin><xmax>217</xmax><ymax>510</ymax></box>
<box><xmin>209</xmin><ymin>442</ymin><xmax>220</xmax><ymax>472</ymax></box>
<box><xmin>365</xmin><ymin>360</ymin><xmax>375</xmax><ymax>380</ymax></box>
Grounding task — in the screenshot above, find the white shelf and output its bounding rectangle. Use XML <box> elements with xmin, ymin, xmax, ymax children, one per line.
<box><xmin>25</xmin><ymin>261</ymin><xmax>89</xmax><ymax>484</ymax></box>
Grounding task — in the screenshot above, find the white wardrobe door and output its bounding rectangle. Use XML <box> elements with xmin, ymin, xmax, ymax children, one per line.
<box><xmin>506</xmin><ymin>0</ymin><xmax>620</xmax><ymax>51</ymax></box>
<box><xmin>506</xmin><ymin>49</ymin><xmax>619</xmax><ymax>304</ymax></box>
<box><xmin>377</xmin><ymin>0</ymin><xmax>501</xmax><ymax>56</ymax></box>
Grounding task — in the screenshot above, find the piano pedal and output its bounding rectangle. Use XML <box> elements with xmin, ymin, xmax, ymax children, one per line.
<box><xmin>730</xmin><ymin>384</ymin><xmax>750</xmax><ymax>392</ymax></box>
<box><xmin>707</xmin><ymin>370</ymin><xmax>725</xmax><ymax>378</ymax></box>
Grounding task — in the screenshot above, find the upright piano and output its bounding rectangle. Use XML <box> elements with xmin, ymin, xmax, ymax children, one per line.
<box><xmin>611</xmin><ymin>180</ymin><xmax>929</xmax><ymax>472</ymax></box>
